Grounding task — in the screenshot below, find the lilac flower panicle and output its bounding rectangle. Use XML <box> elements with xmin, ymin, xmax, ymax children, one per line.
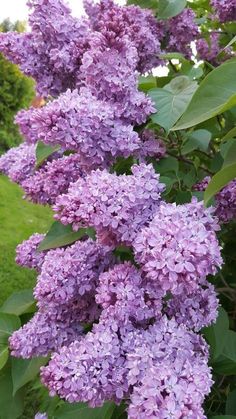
<box><xmin>35</xmin><ymin>414</ymin><xmax>48</xmax><ymax>419</ymax></box>
<box><xmin>15</xmin><ymin>233</ymin><xmax>46</xmax><ymax>272</ymax></box>
<box><xmin>194</xmin><ymin>176</ymin><xmax>236</xmax><ymax>223</ymax></box>
<box><xmin>34</xmin><ymin>239</ymin><xmax>114</xmax><ymax>306</ymax></box>
<box><xmin>22</xmin><ymin>154</ymin><xmax>84</xmax><ymax>205</ymax></box>
<box><xmin>54</xmin><ymin>163</ymin><xmax>165</xmax><ymax>246</ymax></box>
<box><xmin>0</xmin><ymin>143</ymin><xmax>36</xmax><ymax>185</ymax></box>
<box><xmin>133</xmin><ymin>200</ymin><xmax>222</xmax><ymax>295</ymax></box>
<box><xmin>211</xmin><ymin>0</ymin><xmax>236</xmax><ymax>22</ymax></box>
<box><xmin>196</xmin><ymin>33</ymin><xmax>221</xmax><ymax>64</ymax></box>
<box><xmin>126</xmin><ymin>318</ymin><xmax>212</xmax><ymax>419</ymax></box>
<box><xmin>139</xmin><ymin>129</ymin><xmax>166</xmax><ymax>160</ymax></box>
<box><xmin>9</xmin><ymin>305</ymin><xmax>84</xmax><ymax>358</ymax></box>
<box><xmin>166</xmin><ymin>281</ymin><xmax>219</xmax><ymax>331</ymax></box>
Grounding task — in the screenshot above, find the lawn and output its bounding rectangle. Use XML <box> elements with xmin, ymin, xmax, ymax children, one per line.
<box><xmin>0</xmin><ymin>175</ymin><xmax>52</xmax><ymax>305</ymax></box>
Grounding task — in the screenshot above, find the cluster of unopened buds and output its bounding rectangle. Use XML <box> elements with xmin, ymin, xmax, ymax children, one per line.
<box><xmin>0</xmin><ymin>0</ymin><xmax>234</xmax><ymax>417</ymax></box>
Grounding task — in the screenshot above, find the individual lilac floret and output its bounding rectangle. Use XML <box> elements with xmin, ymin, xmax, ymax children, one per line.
<box><xmin>80</xmin><ymin>37</ymin><xmax>155</xmax><ymax>124</ymax></box>
<box><xmin>34</xmin><ymin>239</ymin><xmax>113</xmax><ymax>306</ymax></box>
<box><xmin>54</xmin><ymin>164</ymin><xmax>165</xmax><ymax>246</ymax></box>
<box><xmin>211</xmin><ymin>0</ymin><xmax>236</xmax><ymax>22</ymax></box>
<box><xmin>15</xmin><ymin>108</ymin><xmax>41</xmax><ymax>144</ymax></box>
<box><xmin>166</xmin><ymin>281</ymin><xmax>219</xmax><ymax>331</ymax></box>
<box><xmin>41</xmin><ymin>318</ymin><xmax>128</xmax><ymax>406</ymax></box>
<box><xmin>0</xmin><ymin>0</ymin><xmax>91</xmax><ymax>96</ymax></box>
<box><xmin>15</xmin><ymin>233</ymin><xmax>46</xmax><ymax>272</ymax></box>
<box><xmin>133</xmin><ymin>200</ymin><xmax>222</xmax><ymax>295</ymax></box>
<box><xmin>9</xmin><ymin>305</ymin><xmax>84</xmax><ymax>358</ymax></box>
<box><xmin>126</xmin><ymin>317</ymin><xmax>212</xmax><ymax>419</ymax></box>
<box><xmin>17</xmin><ymin>88</ymin><xmax>142</xmax><ymax>168</ymax></box>
<box><xmin>22</xmin><ymin>154</ymin><xmax>84</xmax><ymax>205</ymax></box>
<box><xmin>162</xmin><ymin>8</ymin><xmax>198</xmax><ymax>59</ymax></box>
<box><xmin>96</xmin><ymin>262</ymin><xmax>161</xmax><ymax>325</ymax></box>
<box><xmin>194</xmin><ymin>176</ymin><xmax>236</xmax><ymax>224</ymax></box>
<box><xmin>84</xmin><ymin>0</ymin><xmax>162</xmax><ymax>72</ymax></box>
<box><xmin>0</xmin><ymin>143</ymin><xmax>36</xmax><ymax>185</ymax></box>
<box><xmin>196</xmin><ymin>33</ymin><xmax>226</xmax><ymax>64</ymax></box>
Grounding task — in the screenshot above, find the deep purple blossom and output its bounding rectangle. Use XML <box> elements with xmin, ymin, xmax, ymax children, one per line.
<box><xmin>0</xmin><ymin>0</ymin><xmax>91</xmax><ymax>95</ymax></box>
<box><xmin>15</xmin><ymin>233</ymin><xmax>46</xmax><ymax>272</ymax></box>
<box><xmin>22</xmin><ymin>154</ymin><xmax>84</xmax><ymax>205</ymax></box>
<box><xmin>196</xmin><ymin>33</ymin><xmax>221</xmax><ymax>63</ymax></box>
<box><xmin>54</xmin><ymin>164</ymin><xmax>165</xmax><ymax>246</ymax></box>
<box><xmin>133</xmin><ymin>200</ymin><xmax>222</xmax><ymax>295</ymax></box>
<box><xmin>194</xmin><ymin>176</ymin><xmax>236</xmax><ymax>223</ymax></box>
<box><xmin>84</xmin><ymin>0</ymin><xmax>162</xmax><ymax>72</ymax></box>
<box><xmin>211</xmin><ymin>0</ymin><xmax>236</xmax><ymax>22</ymax></box>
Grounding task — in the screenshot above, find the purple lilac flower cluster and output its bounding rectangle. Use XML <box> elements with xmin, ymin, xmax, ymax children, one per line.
<box><xmin>0</xmin><ymin>0</ymin><xmax>225</xmax><ymax>417</ymax></box>
<box><xmin>211</xmin><ymin>0</ymin><xmax>236</xmax><ymax>23</ymax></box>
<box><xmin>194</xmin><ymin>176</ymin><xmax>236</xmax><ymax>223</ymax></box>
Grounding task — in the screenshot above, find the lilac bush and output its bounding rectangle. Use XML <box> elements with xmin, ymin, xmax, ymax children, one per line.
<box><xmin>1</xmin><ymin>0</ymin><xmax>235</xmax><ymax>417</ymax></box>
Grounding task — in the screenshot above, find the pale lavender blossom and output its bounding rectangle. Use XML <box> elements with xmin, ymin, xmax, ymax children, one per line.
<box><xmin>0</xmin><ymin>143</ymin><xmax>36</xmax><ymax>185</ymax></box>
<box><xmin>133</xmin><ymin>200</ymin><xmax>222</xmax><ymax>295</ymax></box>
<box><xmin>34</xmin><ymin>239</ymin><xmax>113</xmax><ymax>305</ymax></box>
<box><xmin>9</xmin><ymin>304</ymin><xmax>84</xmax><ymax>358</ymax></box>
<box><xmin>22</xmin><ymin>154</ymin><xmax>84</xmax><ymax>205</ymax></box>
<box><xmin>35</xmin><ymin>414</ymin><xmax>47</xmax><ymax>419</ymax></box>
<box><xmin>15</xmin><ymin>233</ymin><xmax>46</xmax><ymax>272</ymax></box>
<box><xmin>54</xmin><ymin>164</ymin><xmax>165</xmax><ymax>246</ymax></box>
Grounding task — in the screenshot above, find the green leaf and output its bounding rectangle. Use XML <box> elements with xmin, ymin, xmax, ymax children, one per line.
<box><xmin>139</xmin><ymin>75</ymin><xmax>157</xmax><ymax>92</ymax></box>
<box><xmin>0</xmin><ymin>346</ymin><xmax>8</xmax><ymax>370</ymax></box>
<box><xmin>204</xmin><ymin>163</ymin><xmax>236</xmax><ymax>205</ymax></box>
<box><xmin>159</xmin><ymin>176</ymin><xmax>176</xmax><ymax>194</ymax></box>
<box><xmin>182</xmin><ymin>129</ymin><xmax>211</xmax><ymax>155</ymax></box>
<box><xmin>0</xmin><ymin>313</ymin><xmax>20</xmax><ymax>345</ymax></box>
<box><xmin>175</xmin><ymin>191</ymin><xmax>192</xmax><ymax>204</ymax></box>
<box><xmin>55</xmin><ymin>401</ymin><xmax>116</xmax><ymax>419</ymax></box>
<box><xmin>158</xmin><ymin>0</ymin><xmax>186</xmax><ymax>19</ymax></box>
<box><xmin>11</xmin><ymin>357</ymin><xmax>48</xmax><ymax>395</ymax></box>
<box><xmin>222</xmin><ymin>141</ymin><xmax>236</xmax><ymax>168</ymax></box>
<box><xmin>160</xmin><ymin>52</ymin><xmax>186</xmax><ymax>61</ymax></box>
<box><xmin>36</xmin><ymin>141</ymin><xmax>60</xmax><ymax>168</ymax></box>
<box><xmin>38</xmin><ymin>221</ymin><xmax>94</xmax><ymax>251</ymax></box>
<box><xmin>221</xmin><ymin>126</ymin><xmax>236</xmax><ymax>142</ymax></box>
<box><xmin>149</xmin><ymin>76</ymin><xmax>197</xmax><ymax>131</ymax></box>
<box><xmin>223</xmin><ymin>34</ymin><xmax>236</xmax><ymax>50</ymax></box>
<box><xmin>213</xmin><ymin>331</ymin><xmax>236</xmax><ymax>375</ymax></box>
<box><xmin>127</xmin><ymin>0</ymin><xmax>157</xmax><ymax>8</ymax></box>
<box><xmin>173</xmin><ymin>60</ymin><xmax>236</xmax><ymax>130</ymax></box>
<box><xmin>210</xmin><ymin>416</ymin><xmax>236</xmax><ymax>419</ymax></box>
<box><xmin>226</xmin><ymin>389</ymin><xmax>236</xmax><ymax>415</ymax></box>
<box><xmin>0</xmin><ymin>290</ymin><xmax>35</xmax><ymax>316</ymax></box>
<box><xmin>154</xmin><ymin>156</ymin><xmax>179</xmax><ymax>175</ymax></box>
<box><xmin>203</xmin><ymin>307</ymin><xmax>229</xmax><ymax>360</ymax></box>
<box><xmin>0</xmin><ymin>363</ymin><xmax>25</xmax><ymax>419</ymax></box>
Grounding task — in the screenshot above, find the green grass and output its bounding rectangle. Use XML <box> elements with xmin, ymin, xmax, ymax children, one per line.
<box><xmin>0</xmin><ymin>175</ymin><xmax>52</xmax><ymax>305</ymax></box>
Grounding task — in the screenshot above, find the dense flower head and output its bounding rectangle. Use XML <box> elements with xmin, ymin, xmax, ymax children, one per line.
<box><xmin>0</xmin><ymin>0</ymin><xmax>91</xmax><ymax>95</ymax></box>
<box><xmin>133</xmin><ymin>200</ymin><xmax>222</xmax><ymax>295</ymax></box>
<box><xmin>126</xmin><ymin>318</ymin><xmax>212</xmax><ymax>418</ymax></box>
<box><xmin>34</xmin><ymin>239</ymin><xmax>113</xmax><ymax>306</ymax></box>
<box><xmin>17</xmin><ymin>88</ymin><xmax>147</xmax><ymax>168</ymax></box>
<box><xmin>194</xmin><ymin>176</ymin><xmax>236</xmax><ymax>223</ymax></box>
<box><xmin>15</xmin><ymin>233</ymin><xmax>46</xmax><ymax>272</ymax></box>
<box><xmin>139</xmin><ymin>129</ymin><xmax>166</xmax><ymax>160</ymax></box>
<box><xmin>41</xmin><ymin>318</ymin><xmax>128</xmax><ymax>406</ymax></box>
<box><xmin>80</xmin><ymin>38</ymin><xmax>155</xmax><ymax>124</ymax></box>
<box><xmin>22</xmin><ymin>154</ymin><xmax>84</xmax><ymax>205</ymax></box>
<box><xmin>9</xmin><ymin>305</ymin><xmax>84</xmax><ymax>358</ymax></box>
<box><xmin>160</xmin><ymin>8</ymin><xmax>198</xmax><ymax>59</ymax></box>
<box><xmin>0</xmin><ymin>143</ymin><xmax>36</xmax><ymax>185</ymax></box>
<box><xmin>54</xmin><ymin>163</ymin><xmax>165</xmax><ymax>246</ymax></box>
<box><xmin>96</xmin><ymin>262</ymin><xmax>162</xmax><ymax>325</ymax></box>
<box><xmin>196</xmin><ymin>33</ymin><xmax>221</xmax><ymax>64</ymax></box>
<box><xmin>84</xmin><ymin>0</ymin><xmax>162</xmax><ymax>72</ymax></box>
<box><xmin>211</xmin><ymin>0</ymin><xmax>236</xmax><ymax>22</ymax></box>
<box><xmin>166</xmin><ymin>281</ymin><xmax>219</xmax><ymax>331</ymax></box>
<box><xmin>41</xmin><ymin>316</ymin><xmax>212</xmax><ymax>415</ymax></box>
